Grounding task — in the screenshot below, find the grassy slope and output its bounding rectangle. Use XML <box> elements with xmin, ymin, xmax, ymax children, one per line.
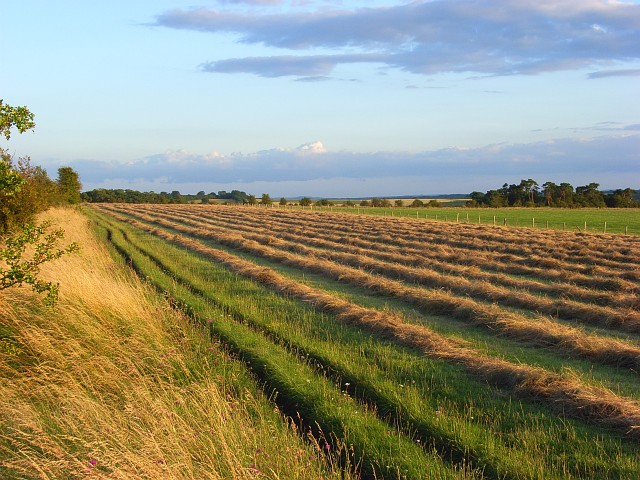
<box><xmin>0</xmin><ymin>208</ymin><xmax>348</xmax><ymax>479</ymax></box>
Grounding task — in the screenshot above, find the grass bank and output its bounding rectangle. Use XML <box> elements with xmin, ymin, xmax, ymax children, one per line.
<box><xmin>0</xmin><ymin>208</ymin><xmax>348</xmax><ymax>479</ymax></box>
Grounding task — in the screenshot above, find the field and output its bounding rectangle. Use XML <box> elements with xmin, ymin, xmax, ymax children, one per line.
<box><xmin>87</xmin><ymin>203</ymin><xmax>640</xmax><ymax>479</ymax></box>
<box><xmin>281</xmin><ymin>205</ymin><xmax>640</xmax><ymax>235</ymax></box>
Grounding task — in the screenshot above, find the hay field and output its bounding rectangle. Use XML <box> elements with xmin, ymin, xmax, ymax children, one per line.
<box><xmin>89</xmin><ymin>203</ymin><xmax>640</xmax><ymax>479</ymax></box>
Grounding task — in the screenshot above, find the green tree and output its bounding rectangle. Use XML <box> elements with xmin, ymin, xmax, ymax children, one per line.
<box><xmin>299</xmin><ymin>197</ymin><xmax>312</xmax><ymax>207</ymax></box>
<box><xmin>279</xmin><ymin>197</ymin><xmax>288</xmax><ymax>206</ymax></box>
<box><xmin>394</xmin><ymin>199</ymin><xmax>404</xmax><ymax>207</ymax></box>
<box><xmin>247</xmin><ymin>195</ymin><xmax>257</xmax><ymax>205</ymax></box>
<box><xmin>260</xmin><ymin>193</ymin><xmax>272</xmax><ymax>205</ymax></box>
<box><xmin>56</xmin><ymin>166</ymin><xmax>82</xmax><ymax>204</ymax></box>
<box><xmin>410</xmin><ymin>199</ymin><xmax>424</xmax><ymax>208</ymax></box>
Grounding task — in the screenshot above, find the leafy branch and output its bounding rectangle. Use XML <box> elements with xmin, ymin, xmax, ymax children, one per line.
<box><xmin>1</xmin><ymin>221</ymin><xmax>79</xmax><ymax>305</ymax></box>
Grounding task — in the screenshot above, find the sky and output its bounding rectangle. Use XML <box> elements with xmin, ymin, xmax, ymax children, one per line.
<box><xmin>2</xmin><ymin>0</ymin><xmax>639</xmax><ymax>197</ymax></box>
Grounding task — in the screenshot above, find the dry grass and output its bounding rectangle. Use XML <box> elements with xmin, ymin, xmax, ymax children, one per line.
<box><xmin>0</xmin><ymin>208</ymin><xmax>344</xmax><ymax>479</ymax></box>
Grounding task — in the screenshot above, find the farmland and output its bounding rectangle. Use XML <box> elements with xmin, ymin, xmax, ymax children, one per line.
<box><xmin>281</xmin><ymin>205</ymin><xmax>640</xmax><ymax>235</ymax></box>
<box><xmin>88</xmin><ymin>204</ymin><xmax>640</xmax><ymax>479</ymax></box>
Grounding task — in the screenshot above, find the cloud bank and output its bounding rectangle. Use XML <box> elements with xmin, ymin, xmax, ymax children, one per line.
<box><xmin>156</xmin><ymin>0</ymin><xmax>640</xmax><ymax>78</ymax></box>
<box><xmin>71</xmin><ymin>135</ymin><xmax>640</xmax><ymax>196</ymax></box>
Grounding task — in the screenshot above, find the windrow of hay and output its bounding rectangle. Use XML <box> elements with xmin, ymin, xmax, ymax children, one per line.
<box><xmin>102</xmin><ymin>205</ymin><xmax>640</xmax><ymax>371</ymax></box>
<box><xmin>172</xmin><ymin>207</ymin><xmax>639</xmax><ymax>309</ymax></box>
<box><xmin>0</xmin><ymin>208</ymin><xmax>347</xmax><ymax>480</ymax></box>
<box><xmin>194</xmin><ymin>204</ymin><xmax>640</xmax><ymax>273</ymax></box>
<box><xmin>148</xmin><ymin>207</ymin><xmax>640</xmax><ymax>331</ymax></box>
<box><xmin>95</xmin><ymin>206</ymin><xmax>640</xmax><ymax>440</ymax></box>
<box><xmin>152</xmin><ymin>204</ymin><xmax>640</xmax><ymax>293</ymax></box>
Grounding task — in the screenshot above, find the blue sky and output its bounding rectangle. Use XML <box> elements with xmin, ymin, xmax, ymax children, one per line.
<box><xmin>2</xmin><ymin>0</ymin><xmax>639</xmax><ymax>196</ymax></box>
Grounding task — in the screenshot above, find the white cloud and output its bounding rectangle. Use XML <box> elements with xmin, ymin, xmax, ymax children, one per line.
<box><xmin>72</xmin><ymin>134</ymin><xmax>640</xmax><ymax>195</ymax></box>
<box><xmin>156</xmin><ymin>0</ymin><xmax>640</xmax><ymax>78</ymax></box>
<box><xmin>296</xmin><ymin>140</ymin><xmax>326</xmax><ymax>153</ymax></box>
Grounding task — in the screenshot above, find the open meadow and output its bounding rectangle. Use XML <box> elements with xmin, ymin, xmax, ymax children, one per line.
<box><xmin>86</xmin><ymin>203</ymin><xmax>640</xmax><ymax>479</ymax></box>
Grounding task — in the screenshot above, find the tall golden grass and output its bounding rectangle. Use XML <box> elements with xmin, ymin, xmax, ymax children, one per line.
<box><xmin>97</xmin><ymin>206</ymin><xmax>640</xmax><ymax>440</ymax></box>
<box><xmin>0</xmin><ymin>208</ymin><xmax>345</xmax><ymax>479</ymax></box>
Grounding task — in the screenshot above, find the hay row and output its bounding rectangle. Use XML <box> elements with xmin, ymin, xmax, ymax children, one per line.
<box><xmin>143</xmin><ymin>207</ymin><xmax>640</xmax><ymax>334</ymax></box>
<box><xmin>167</xmin><ymin>208</ymin><xmax>640</xmax><ymax>311</ymax></box>
<box><xmin>176</xmin><ymin>205</ymin><xmax>640</xmax><ymax>290</ymax></box>
<box><xmin>199</xmin><ymin>206</ymin><xmax>640</xmax><ymax>271</ymax></box>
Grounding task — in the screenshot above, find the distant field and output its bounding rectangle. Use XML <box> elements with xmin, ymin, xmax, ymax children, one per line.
<box><xmin>281</xmin><ymin>205</ymin><xmax>640</xmax><ymax>235</ymax></box>
<box><xmin>89</xmin><ymin>203</ymin><xmax>640</xmax><ymax>479</ymax></box>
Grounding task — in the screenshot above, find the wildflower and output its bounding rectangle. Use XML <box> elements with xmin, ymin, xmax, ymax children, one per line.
<box><xmin>88</xmin><ymin>458</ymin><xmax>97</xmax><ymax>468</ymax></box>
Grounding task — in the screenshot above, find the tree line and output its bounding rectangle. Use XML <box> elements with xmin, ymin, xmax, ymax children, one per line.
<box><xmin>81</xmin><ymin>188</ymin><xmax>250</xmax><ymax>204</ymax></box>
<box><xmin>468</xmin><ymin>180</ymin><xmax>639</xmax><ymax>208</ymax></box>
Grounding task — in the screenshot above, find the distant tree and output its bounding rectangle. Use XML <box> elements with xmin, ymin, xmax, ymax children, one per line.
<box><xmin>260</xmin><ymin>193</ymin><xmax>272</xmax><ymax>206</ymax></box>
<box><xmin>410</xmin><ymin>199</ymin><xmax>424</xmax><ymax>208</ymax></box>
<box><xmin>359</xmin><ymin>200</ymin><xmax>370</xmax><ymax>207</ymax></box>
<box><xmin>344</xmin><ymin>200</ymin><xmax>355</xmax><ymax>207</ymax></box>
<box><xmin>370</xmin><ymin>197</ymin><xmax>382</xmax><ymax>207</ymax></box>
<box><xmin>316</xmin><ymin>199</ymin><xmax>332</xmax><ymax>206</ymax></box>
<box><xmin>556</xmin><ymin>183</ymin><xmax>575</xmax><ymax>207</ymax></box>
<box><xmin>381</xmin><ymin>198</ymin><xmax>392</xmax><ymax>208</ymax></box>
<box><xmin>56</xmin><ymin>167</ymin><xmax>82</xmax><ymax>204</ymax></box>
<box><xmin>605</xmin><ymin>188</ymin><xmax>639</xmax><ymax>208</ymax></box>
<box><xmin>299</xmin><ymin>197</ymin><xmax>312</xmax><ymax>207</ymax></box>
<box><xmin>542</xmin><ymin>182</ymin><xmax>557</xmax><ymax>207</ymax></box>
<box><xmin>247</xmin><ymin>195</ymin><xmax>257</xmax><ymax>205</ymax></box>
<box><xmin>426</xmin><ymin>200</ymin><xmax>441</xmax><ymax>207</ymax></box>
<box><xmin>169</xmin><ymin>190</ymin><xmax>184</xmax><ymax>204</ymax></box>
<box><xmin>466</xmin><ymin>192</ymin><xmax>487</xmax><ymax>207</ymax></box>
<box><xmin>575</xmin><ymin>183</ymin><xmax>605</xmax><ymax>207</ymax></box>
<box><xmin>394</xmin><ymin>199</ymin><xmax>404</xmax><ymax>207</ymax></box>
<box><xmin>279</xmin><ymin>197</ymin><xmax>288</xmax><ymax>206</ymax></box>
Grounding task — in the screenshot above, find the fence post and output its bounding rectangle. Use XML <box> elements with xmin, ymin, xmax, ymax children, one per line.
<box><xmin>493</xmin><ymin>215</ymin><xmax>496</xmax><ymax>226</ymax></box>
<box><xmin>503</xmin><ymin>218</ymin><xmax>507</xmax><ymax>226</ymax></box>
<box><xmin>546</xmin><ymin>220</ymin><xmax>549</xmax><ymax>229</ymax></box>
<box><xmin>603</xmin><ymin>222</ymin><xmax>607</xmax><ymax>234</ymax></box>
<box><xmin>584</xmin><ymin>221</ymin><xmax>587</xmax><ymax>232</ymax></box>
<box><xmin>478</xmin><ymin>215</ymin><xmax>481</xmax><ymax>224</ymax></box>
<box><xmin>625</xmin><ymin>226</ymin><xmax>628</xmax><ymax>235</ymax></box>
<box><xmin>456</xmin><ymin>213</ymin><xmax>460</xmax><ymax>223</ymax></box>
<box><xmin>532</xmin><ymin>218</ymin><xmax>535</xmax><ymax>228</ymax></box>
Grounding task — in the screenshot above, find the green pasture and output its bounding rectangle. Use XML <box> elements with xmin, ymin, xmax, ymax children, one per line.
<box><xmin>274</xmin><ymin>205</ymin><xmax>640</xmax><ymax>235</ymax></box>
